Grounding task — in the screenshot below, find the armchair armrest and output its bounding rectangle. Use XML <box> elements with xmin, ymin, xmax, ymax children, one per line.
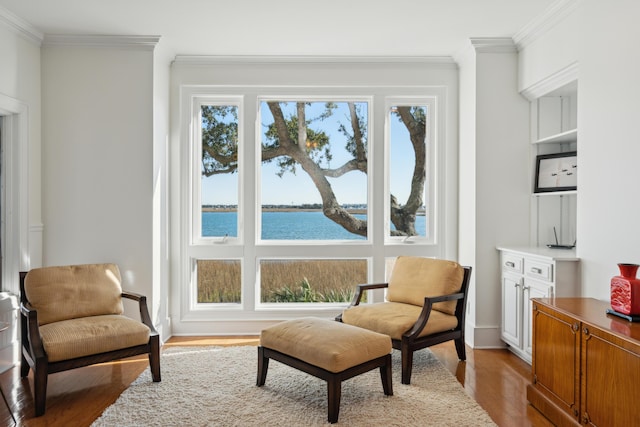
<box><xmin>350</xmin><ymin>282</ymin><xmax>389</xmax><ymax>307</ymax></box>
<box><xmin>424</xmin><ymin>291</ymin><xmax>465</xmax><ymax>305</ymax></box>
<box><xmin>19</xmin><ymin>302</ymin><xmax>47</xmax><ymax>363</ymax></box>
<box><xmin>122</xmin><ymin>291</ymin><xmax>157</xmax><ymax>334</ymax></box>
<box><xmin>404</xmin><ymin>291</ymin><xmax>465</xmax><ymax>339</ymax></box>
<box><xmin>335</xmin><ymin>282</ymin><xmax>389</xmax><ymax>322</ymax></box>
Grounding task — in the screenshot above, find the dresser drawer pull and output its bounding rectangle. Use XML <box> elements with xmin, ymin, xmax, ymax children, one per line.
<box><xmin>531</xmin><ymin>267</ymin><xmax>543</xmax><ymax>274</ymax></box>
<box><xmin>505</xmin><ymin>261</ymin><xmax>515</xmax><ymax>268</ymax></box>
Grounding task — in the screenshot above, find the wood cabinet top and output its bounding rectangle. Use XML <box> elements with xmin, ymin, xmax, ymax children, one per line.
<box><xmin>532</xmin><ymin>297</ymin><xmax>640</xmax><ymax>344</ymax></box>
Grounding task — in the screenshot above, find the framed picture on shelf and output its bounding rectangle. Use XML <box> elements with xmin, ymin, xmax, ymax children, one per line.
<box><xmin>534</xmin><ymin>151</ymin><xmax>577</xmax><ymax>193</ymax></box>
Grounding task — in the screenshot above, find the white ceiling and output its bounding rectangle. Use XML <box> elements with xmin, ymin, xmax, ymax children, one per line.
<box><xmin>0</xmin><ymin>0</ymin><xmax>557</xmax><ymax>58</ymax></box>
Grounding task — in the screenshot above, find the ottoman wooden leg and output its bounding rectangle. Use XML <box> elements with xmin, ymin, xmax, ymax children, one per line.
<box><xmin>380</xmin><ymin>354</ymin><xmax>393</xmax><ymax>396</ymax></box>
<box><xmin>256</xmin><ymin>346</ymin><xmax>269</xmax><ymax>386</ymax></box>
<box><xmin>327</xmin><ymin>377</ymin><xmax>341</xmax><ymax>424</ymax></box>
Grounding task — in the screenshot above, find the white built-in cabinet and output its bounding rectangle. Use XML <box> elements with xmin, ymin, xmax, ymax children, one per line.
<box><xmin>498</xmin><ymin>70</ymin><xmax>581</xmax><ymax>363</ymax></box>
<box><xmin>498</xmin><ymin>247</ymin><xmax>580</xmax><ymax>363</ymax></box>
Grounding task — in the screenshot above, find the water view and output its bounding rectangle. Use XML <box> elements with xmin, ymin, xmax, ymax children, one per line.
<box><xmin>202</xmin><ymin>211</ymin><xmax>426</xmax><ymax>240</ymax></box>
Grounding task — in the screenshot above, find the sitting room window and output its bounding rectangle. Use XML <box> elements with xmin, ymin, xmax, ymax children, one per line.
<box><xmin>179</xmin><ymin>84</ymin><xmax>448</xmax><ymax>323</ymax></box>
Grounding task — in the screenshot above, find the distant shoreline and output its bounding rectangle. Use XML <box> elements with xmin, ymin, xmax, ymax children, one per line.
<box><xmin>202</xmin><ymin>207</ymin><xmax>425</xmax><ymax>215</ymax></box>
<box><xmin>202</xmin><ymin>207</ymin><xmax>368</xmax><ymax>214</ymax></box>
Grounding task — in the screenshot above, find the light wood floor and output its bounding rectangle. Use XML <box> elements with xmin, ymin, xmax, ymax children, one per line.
<box><xmin>0</xmin><ymin>337</ymin><xmax>553</xmax><ymax>427</ymax></box>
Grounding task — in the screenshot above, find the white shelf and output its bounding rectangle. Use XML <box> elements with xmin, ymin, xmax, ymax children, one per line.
<box><xmin>533</xmin><ymin>128</ymin><xmax>577</xmax><ymax>144</ymax></box>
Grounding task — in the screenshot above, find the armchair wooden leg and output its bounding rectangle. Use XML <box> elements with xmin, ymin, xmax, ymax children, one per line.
<box><xmin>401</xmin><ymin>343</ymin><xmax>414</xmax><ymax>385</ymax></box>
<box><xmin>454</xmin><ymin>337</ymin><xmax>466</xmax><ymax>361</ymax></box>
<box><xmin>34</xmin><ymin>362</ymin><xmax>48</xmax><ymax>416</ymax></box>
<box><xmin>380</xmin><ymin>354</ymin><xmax>393</xmax><ymax>396</ymax></box>
<box><xmin>20</xmin><ymin>352</ymin><xmax>30</xmax><ymax>377</ymax></box>
<box><xmin>149</xmin><ymin>336</ymin><xmax>161</xmax><ymax>382</ymax></box>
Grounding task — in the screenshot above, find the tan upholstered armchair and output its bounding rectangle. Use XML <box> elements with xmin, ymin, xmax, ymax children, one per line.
<box><xmin>19</xmin><ymin>263</ymin><xmax>161</xmax><ymax>416</ymax></box>
<box><xmin>336</xmin><ymin>256</ymin><xmax>472</xmax><ymax>385</ymax></box>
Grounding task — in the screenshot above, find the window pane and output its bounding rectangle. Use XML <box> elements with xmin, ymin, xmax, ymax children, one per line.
<box><xmin>389</xmin><ymin>105</ymin><xmax>428</xmax><ymax>238</ymax></box>
<box><xmin>260</xmin><ymin>259</ymin><xmax>367</xmax><ymax>303</ymax></box>
<box><xmin>197</xmin><ymin>259</ymin><xmax>241</xmax><ymax>304</ymax></box>
<box><xmin>260</xmin><ymin>100</ymin><xmax>368</xmax><ymax>240</ymax></box>
<box><xmin>201</xmin><ymin>104</ymin><xmax>238</xmax><ymax>238</ymax></box>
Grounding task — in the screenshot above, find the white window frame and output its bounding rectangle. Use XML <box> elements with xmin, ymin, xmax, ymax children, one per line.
<box><xmin>178</xmin><ymin>85</ymin><xmax>449</xmax><ymax>323</ymax></box>
<box><xmin>191</xmin><ymin>95</ymin><xmax>244</xmax><ymax>246</ymax></box>
<box><xmin>255</xmin><ymin>95</ymin><xmax>373</xmax><ymax>245</ymax></box>
<box><xmin>384</xmin><ymin>97</ymin><xmax>439</xmax><ymax>245</ymax></box>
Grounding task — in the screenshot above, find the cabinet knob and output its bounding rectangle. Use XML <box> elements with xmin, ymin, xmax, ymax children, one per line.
<box><xmin>572</xmin><ymin>323</ymin><xmax>579</xmax><ymax>332</ymax></box>
<box><xmin>583</xmin><ymin>327</ymin><xmax>589</xmax><ymax>335</ymax></box>
<box><xmin>505</xmin><ymin>261</ymin><xmax>515</xmax><ymax>268</ymax></box>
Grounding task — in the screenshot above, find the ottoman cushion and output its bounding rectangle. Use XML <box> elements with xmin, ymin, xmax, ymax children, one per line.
<box><xmin>260</xmin><ymin>317</ymin><xmax>391</xmax><ymax>373</ymax></box>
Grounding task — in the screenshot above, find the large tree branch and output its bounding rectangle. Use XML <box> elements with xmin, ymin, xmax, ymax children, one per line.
<box><xmin>320</xmin><ymin>159</ymin><xmax>361</xmax><ymax>178</ymax></box>
<box><xmin>348</xmin><ymin>102</ymin><xmax>366</xmax><ymax>163</ymax></box>
<box><xmin>396</xmin><ymin>106</ymin><xmax>426</xmax><ymax>212</ymax></box>
<box><xmin>268</xmin><ymin>102</ymin><xmax>367</xmax><ymax>236</ymax></box>
<box><xmin>261</xmin><ymin>145</ymin><xmax>289</xmax><ymax>161</ymax></box>
<box><xmin>203</xmin><ymin>166</ymin><xmax>238</xmax><ymax>177</ymax></box>
<box><xmin>297</xmin><ymin>102</ymin><xmax>307</xmax><ymax>150</ymax></box>
<box><xmin>267</xmin><ymin>102</ymin><xmax>295</xmax><ymax>149</ymax></box>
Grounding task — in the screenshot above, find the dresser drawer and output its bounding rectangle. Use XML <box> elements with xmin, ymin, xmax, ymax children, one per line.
<box><xmin>525</xmin><ymin>259</ymin><xmax>553</xmax><ymax>283</ymax></box>
<box><xmin>502</xmin><ymin>253</ymin><xmax>524</xmax><ymax>274</ymax></box>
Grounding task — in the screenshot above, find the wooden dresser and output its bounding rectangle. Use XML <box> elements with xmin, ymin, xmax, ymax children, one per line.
<box><xmin>527</xmin><ymin>298</ymin><xmax>640</xmax><ymax>426</ymax></box>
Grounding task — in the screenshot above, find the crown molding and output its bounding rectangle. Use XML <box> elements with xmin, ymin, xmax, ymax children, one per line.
<box><xmin>172</xmin><ymin>55</ymin><xmax>457</xmax><ymax>68</ymax></box>
<box><xmin>520</xmin><ymin>61</ymin><xmax>578</xmax><ymax>100</ymax></box>
<box><xmin>43</xmin><ymin>35</ymin><xmax>161</xmax><ymax>50</ymax></box>
<box><xmin>513</xmin><ymin>0</ymin><xmax>583</xmax><ymax>50</ymax></box>
<box><xmin>0</xmin><ymin>6</ymin><xmax>43</xmax><ymax>46</ymax></box>
<box><xmin>452</xmin><ymin>38</ymin><xmax>516</xmax><ymax>65</ymax></box>
<box><xmin>469</xmin><ymin>38</ymin><xmax>517</xmax><ymax>53</ymax></box>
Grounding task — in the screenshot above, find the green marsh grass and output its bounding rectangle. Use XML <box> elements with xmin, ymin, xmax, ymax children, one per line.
<box><xmin>197</xmin><ymin>259</ymin><xmax>367</xmax><ymax>303</ymax></box>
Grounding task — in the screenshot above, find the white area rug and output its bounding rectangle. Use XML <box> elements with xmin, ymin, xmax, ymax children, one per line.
<box><xmin>92</xmin><ymin>345</ymin><xmax>496</xmax><ymax>426</ymax></box>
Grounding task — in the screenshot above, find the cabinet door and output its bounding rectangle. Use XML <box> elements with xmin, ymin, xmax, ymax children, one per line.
<box><xmin>531</xmin><ymin>303</ymin><xmax>580</xmax><ymax>423</ymax></box>
<box><xmin>524</xmin><ymin>281</ymin><xmax>551</xmax><ymax>357</ymax></box>
<box><xmin>581</xmin><ymin>325</ymin><xmax>640</xmax><ymax>426</ymax></box>
<box><xmin>501</xmin><ymin>273</ymin><xmax>522</xmax><ymax>347</ymax></box>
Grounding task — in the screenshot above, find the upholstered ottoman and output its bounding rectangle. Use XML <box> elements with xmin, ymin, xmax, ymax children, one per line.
<box><xmin>257</xmin><ymin>317</ymin><xmax>393</xmax><ymax>423</ymax></box>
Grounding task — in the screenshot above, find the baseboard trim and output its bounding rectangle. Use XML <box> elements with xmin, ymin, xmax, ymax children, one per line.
<box><xmin>465</xmin><ymin>323</ymin><xmax>506</xmax><ymax>349</ymax></box>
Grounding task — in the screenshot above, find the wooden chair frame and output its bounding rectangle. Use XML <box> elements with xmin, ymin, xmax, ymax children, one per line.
<box><xmin>19</xmin><ymin>271</ymin><xmax>161</xmax><ymax>416</ymax></box>
<box><xmin>337</xmin><ymin>266</ymin><xmax>472</xmax><ymax>385</ymax></box>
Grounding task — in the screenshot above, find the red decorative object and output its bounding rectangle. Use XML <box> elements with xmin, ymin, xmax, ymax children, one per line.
<box><xmin>611</xmin><ymin>263</ymin><xmax>640</xmax><ymax>315</ymax></box>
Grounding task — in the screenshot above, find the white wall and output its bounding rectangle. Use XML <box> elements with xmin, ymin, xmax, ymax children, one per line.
<box><xmin>0</xmin><ymin>17</ymin><xmax>42</xmax><ymax>289</ymax></box>
<box><xmin>458</xmin><ymin>41</ymin><xmax>531</xmax><ymax>348</ymax></box>
<box><xmin>519</xmin><ymin>0</ymin><xmax>640</xmax><ymax>300</ymax></box>
<box><xmin>41</xmin><ymin>42</ymin><xmax>156</xmax><ymax>317</ymax></box>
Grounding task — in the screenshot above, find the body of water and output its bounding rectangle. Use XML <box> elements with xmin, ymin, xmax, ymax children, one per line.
<box><xmin>202</xmin><ymin>211</ymin><xmax>426</xmax><ymax>240</ymax></box>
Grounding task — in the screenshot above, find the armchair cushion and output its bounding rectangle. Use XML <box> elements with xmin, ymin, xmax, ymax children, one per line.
<box><xmin>24</xmin><ymin>264</ymin><xmax>124</xmax><ymax>325</ymax></box>
<box><xmin>386</xmin><ymin>257</ymin><xmax>464</xmax><ymax>315</ymax></box>
<box><xmin>39</xmin><ymin>314</ymin><xmax>151</xmax><ymax>362</ymax></box>
<box><xmin>341</xmin><ymin>302</ymin><xmax>458</xmax><ymax>340</ymax></box>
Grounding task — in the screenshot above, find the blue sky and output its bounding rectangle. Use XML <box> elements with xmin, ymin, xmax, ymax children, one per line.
<box><xmin>201</xmin><ymin>101</ymin><xmax>417</xmax><ymax>206</ymax></box>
